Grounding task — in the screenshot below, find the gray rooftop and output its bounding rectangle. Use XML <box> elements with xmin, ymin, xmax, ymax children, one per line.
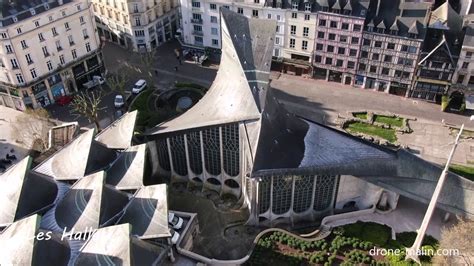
<box><xmin>1</xmin><ymin>0</ymin><xmax>74</xmax><ymax>27</ymax></box>
<box><xmin>264</xmin><ymin>0</ymin><xmax>369</xmax><ymax>17</ymax></box>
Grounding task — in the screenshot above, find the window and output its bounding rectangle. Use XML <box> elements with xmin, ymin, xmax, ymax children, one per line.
<box><xmin>372</xmin><ymin>53</ymin><xmax>379</xmax><ymax>60</ymax></box>
<box><xmin>210</xmin><ymin>3</ymin><xmax>216</xmax><ymax>10</ymax></box>
<box><xmin>59</xmin><ymin>55</ymin><xmax>65</xmax><ymax>65</ymax></box>
<box><xmin>38</xmin><ymin>33</ymin><xmax>45</xmax><ymax>42</ymax></box>
<box><xmin>0</xmin><ymin>33</ymin><xmax>6</xmax><ymax>38</ymax></box>
<box><xmin>68</xmin><ymin>35</ymin><xmax>74</xmax><ymax>45</ymax></box>
<box><xmin>42</xmin><ymin>46</ymin><xmax>49</xmax><ymax>57</ymax></box>
<box><xmin>353</xmin><ymin>24</ymin><xmax>362</xmax><ymax>31</ymax></box>
<box><xmin>289</xmin><ymin>38</ymin><xmax>295</xmax><ymax>48</ymax></box>
<box><xmin>317</xmin><ymin>31</ymin><xmax>325</xmax><ymax>39</ymax></box>
<box><xmin>21</xmin><ymin>40</ymin><xmax>28</xmax><ymax>49</ymax></box>
<box><xmin>292</xmin><ymin>1</ymin><xmax>298</xmax><ymax>9</ymax></box>
<box><xmin>255</xmin><ymin>0</ymin><xmax>260</xmax><ymax>3</ymax></box>
<box><xmin>462</xmin><ymin>62</ymin><xmax>469</xmax><ymax>69</ymax></box>
<box><xmin>34</xmin><ymin>21</ymin><xmax>40</xmax><ymax>27</ymax></box>
<box><xmin>267</xmin><ymin>14</ymin><xmax>272</xmax><ymax>19</ymax></box>
<box><xmin>16</xmin><ymin>27</ymin><xmax>22</xmax><ymax>34</ymax></box>
<box><xmin>47</xmin><ymin>60</ymin><xmax>53</xmax><ymax>71</ymax></box>
<box><xmin>330</xmin><ymin>21</ymin><xmax>337</xmax><ymax>28</ymax></box>
<box><xmin>347</xmin><ymin>61</ymin><xmax>355</xmax><ymax>69</ymax></box>
<box><xmin>276</xmin><ymin>25</ymin><xmax>280</xmax><ymax>33</ymax></box>
<box><xmin>16</xmin><ymin>74</ymin><xmax>24</xmax><ymax>84</ymax></box>
<box><xmin>341</xmin><ymin>23</ymin><xmax>349</xmax><ymax>30</ymax></box>
<box><xmin>56</xmin><ymin>40</ymin><xmax>62</xmax><ymax>51</ymax></box>
<box><xmin>387</xmin><ymin>43</ymin><xmax>395</xmax><ymax>50</ymax></box>
<box><xmin>369</xmin><ymin>66</ymin><xmax>377</xmax><ymax>73</ymax></box>
<box><xmin>336</xmin><ymin>59</ymin><xmax>343</xmax><ymax>67</ymax></box>
<box><xmin>291</xmin><ymin>12</ymin><xmax>297</xmax><ymax>19</ymax></box>
<box><xmin>374</xmin><ymin>41</ymin><xmax>382</xmax><ymax>48</ymax></box>
<box><xmin>305</xmin><ymin>3</ymin><xmax>311</xmax><ymax>11</ymax></box>
<box><xmin>83</xmin><ymin>29</ymin><xmax>89</xmax><ymax>39</ymax></box>
<box><xmin>237</xmin><ymin>7</ymin><xmax>243</xmax><ymax>14</ymax></box>
<box><xmin>62</xmin><ymin>10</ymin><xmax>66</xmax><ymax>16</ymax></box>
<box><xmin>328</xmin><ymin>33</ymin><xmax>336</xmax><ymax>40</ymax></box>
<box><xmin>358</xmin><ymin>63</ymin><xmax>366</xmax><ymax>71</ymax></box>
<box><xmin>211</xmin><ymin>27</ymin><xmax>218</xmax><ymax>35</ymax></box>
<box><xmin>65</xmin><ymin>22</ymin><xmax>70</xmax><ymax>30</ymax></box>
<box><xmin>290</xmin><ymin>25</ymin><xmax>296</xmax><ymax>35</ymax></box>
<box><xmin>49</xmin><ymin>15</ymin><xmax>53</xmax><ymax>22</ymax></box>
<box><xmin>302</xmin><ymin>40</ymin><xmax>308</xmax><ymax>50</ymax></box>
<box><xmin>384</xmin><ymin>55</ymin><xmax>392</xmax><ymax>63</ymax></box>
<box><xmin>253</xmin><ymin>10</ymin><xmax>259</xmax><ymax>18</ymax></box>
<box><xmin>193</xmin><ymin>25</ymin><xmax>202</xmax><ymax>32</ymax></box>
<box><xmin>72</xmin><ymin>49</ymin><xmax>77</xmax><ymax>59</ymax></box>
<box><xmin>135</xmin><ymin>17</ymin><xmax>141</xmax><ymax>26</ymax></box>
<box><xmin>466</xmin><ymin>51</ymin><xmax>473</xmax><ymax>58</ymax></box>
<box><xmin>79</xmin><ymin>16</ymin><xmax>85</xmax><ymax>24</ymax></box>
<box><xmin>304</xmin><ymin>14</ymin><xmax>310</xmax><ymax>21</ymax></box>
<box><xmin>381</xmin><ymin>67</ymin><xmax>390</xmax><ymax>75</ymax></box>
<box><xmin>361</xmin><ymin>51</ymin><xmax>368</xmax><ymax>58</ymax></box>
<box><xmin>315</xmin><ymin>55</ymin><xmax>322</xmax><ymax>63</ymax></box>
<box><xmin>469</xmin><ymin>76</ymin><xmax>474</xmax><ymax>85</ymax></box>
<box><xmin>349</xmin><ymin>49</ymin><xmax>357</xmax><ymax>56</ymax></box>
<box><xmin>25</xmin><ymin>54</ymin><xmax>33</xmax><ymax>64</ymax></box>
<box><xmin>275</xmin><ymin>37</ymin><xmax>280</xmax><ymax>45</ymax></box>
<box><xmin>327</xmin><ymin>45</ymin><xmax>334</xmax><ymax>53</ymax></box>
<box><xmin>339</xmin><ymin>35</ymin><xmax>347</xmax><ymax>43</ymax></box>
<box><xmin>351</xmin><ymin>37</ymin><xmax>359</xmax><ymax>44</ymax></box>
<box><xmin>319</xmin><ymin>19</ymin><xmax>326</xmax><ymax>26</ymax></box>
<box><xmin>303</xmin><ymin>27</ymin><xmax>309</xmax><ymax>37</ymax></box>
<box><xmin>5</xmin><ymin>44</ymin><xmax>12</xmax><ymax>53</ymax></box>
<box><xmin>277</xmin><ymin>15</ymin><xmax>281</xmax><ymax>21</ymax></box>
<box><xmin>134</xmin><ymin>30</ymin><xmax>145</xmax><ymax>36</ymax></box>
<box><xmin>191</xmin><ymin>1</ymin><xmax>200</xmax><ymax>8</ymax></box>
<box><xmin>30</xmin><ymin>68</ymin><xmax>37</xmax><ymax>79</ymax></box>
<box><xmin>316</xmin><ymin>43</ymin><xmax>323</xmax><ymax>50</ymax></box>
<box><xmin>402</xmin><ymin>45</ymin><xmax>417</xmax><ymax>53</ymax></box>
<box><xmin>394</xmin><ymin>70</ymin><xmax>402</xmax><ymax>77</ymax></box>
<box><xmin>86</xmin><ymin>42</ymin><xmax>91</xmax><ymax>52</ymax></box>
<box><xmin>363</xmin><ymin>39</ymin><xmax>370</xmax><ymax>46</ymax></box>
<box><xmin>210</xmin><ymin>16</ymin><xmax>217</xmax><ymax>23</ymax></box>
<box><xmin>52</xmin><ymin>27</ymin><xmax>58</xmax><ymax>36</ymax></box>
<box><xmin>338</xmin><ymin>47</ymin><xmax>345</xmax><ymax>55</ymax></box>
<box><xmin>274</xmin><ymin>48</ymin><xmax>280</xmax><ymax>57</ymax></box>
<box><xmin>10</xmin><ymin>59</ymin><xmax>18</xmax><ymax>69</ymax></box>
<box><xmin>325</xmin><ymin>57</ymin><xmax>333</xmax><ymax>65</ymax></box>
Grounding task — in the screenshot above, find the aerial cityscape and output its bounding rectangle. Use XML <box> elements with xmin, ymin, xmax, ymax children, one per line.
<box><xmin>0</xmin><ymin>0</ymin><xmax>473</xmax><ymax>265</ymax></box>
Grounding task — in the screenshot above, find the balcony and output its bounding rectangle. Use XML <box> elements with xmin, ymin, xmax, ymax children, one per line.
<box><xmin>193</xmin><ymin>30</ymin><xmax>203</xmax><ymax>36</ymax></box>
<box><xmin>191</xmin><ymin>18</ymin><xmax>202</xmax><ymax>24</ymax></box>
<box><xmin>192</xmin><ymin>6</ymin><xmax>202</xmax><ymax>12</ymax></box>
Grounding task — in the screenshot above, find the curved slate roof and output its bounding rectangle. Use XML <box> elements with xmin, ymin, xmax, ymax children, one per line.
<box><xmin>95</xmin><ymin>110</ymin><xmax>137</xmax><ymax>150</ymax></box>
<box><xmin>74</xmin><ymin>224</ymin><xmax>165</xmax><ymax>265</ymax></box>
<box><xmin>106</xmin><ymin>144</ymin><xmax>147</xmax><ymax>190</ymax></box>
<box><xmin>0</xmin><ymin>157</ymin><xmax>58</xmax><ymax>227</ymax></box>
<box><xmin>0</xmin><ymin>215</ymin><xmax>72</xmax><ymax>266</ymax></box>
<box><xmin>117</xmin><ymin>184</ymin><xmax>170</xmax><ymax>239</ymax></box>
<box><xmin>146</xmin><ymin>9</ymin><xmax>276</xmax><ymax>135</ymax></box>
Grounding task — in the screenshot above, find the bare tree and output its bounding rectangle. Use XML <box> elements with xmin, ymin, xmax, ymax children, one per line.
<box><xmin>140</xmin><ymin>50</ymin><xmax>156</xmax><ymax>90</ymax></box>
<box><xmin>70</xmin><ymin>90</ymin><xmax>105</xmax><ymax>131</ymax></box>
<box><xmin>433</xmin><ymin>218</ymin><xmax>474</xmax><ymax>265</ymax></box>
<box><xmin>12</xmin><ymin>108</ymin><xmax>55</xmax><ymax>152</ymax></box>
<box><xmin>107</xmin><ymin>67</ymin><xmax>131</xmax><ymax>106</ymax></box>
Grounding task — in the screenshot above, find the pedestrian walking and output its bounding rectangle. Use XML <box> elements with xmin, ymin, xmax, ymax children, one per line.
<box><xmin>174</xmin><ymin>66</ymin><xmax>178</xmax><ymax>72</ymax></box>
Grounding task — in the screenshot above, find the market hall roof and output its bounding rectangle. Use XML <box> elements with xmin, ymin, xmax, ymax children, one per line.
<box><xmin>74</xmin><ymin>223</ymin><xmax>165</xmax><ymax>265</ymax></box>
<box><xmin>0</xmin><ymin>157</ymin><xmax>58</xmax><ymax>227</ymax></box>
<box><xmin>95</xmin><ymin>110</ymin><xmax>138</xmax><ymax>150</ymax></box>
<box><xmin>105</xmin><ymin>143</ymin><xmax>148</xmax><ymax>190</ymax></box>
<box><xmin>116</xmin><ymin>184</ymin><xmax>171</xmax><ymax>239</ymax></box>
<box><xmin>146</xmin><ymin>8</ymin><xmax>276</xmax><ymax>135</ymax></box>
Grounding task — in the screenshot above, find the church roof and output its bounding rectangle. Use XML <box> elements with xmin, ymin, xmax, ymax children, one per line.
<box><xmin>95</xmin><ymin>110</ymin><xmax>137</xmax><ymax>149</ymax></box>
<box><xmin>106</xmin><ymin>143</ymin><xmax>148</xmax><ymax>190</ymax></box>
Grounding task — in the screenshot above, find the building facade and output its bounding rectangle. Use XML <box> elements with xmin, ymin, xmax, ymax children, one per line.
<box><xmin>0</xmin><ymin>0</ymin><xmax>103</xmax><ymax>110</ymax></box>
<box><xmin>91</xmin><ymin>0</ymin><xmax>179</xmax><ymax>51</ymax></box>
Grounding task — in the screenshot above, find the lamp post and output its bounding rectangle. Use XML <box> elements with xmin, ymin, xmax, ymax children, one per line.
<box><xmin>405</xmin><ymin>115</ymin><xmax>474</xmax><ymax>264</ymax></box>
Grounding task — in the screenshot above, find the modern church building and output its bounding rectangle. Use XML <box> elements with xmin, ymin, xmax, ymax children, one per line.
<box><xmin>146</xmin><ymin>9</ymin><xmax>474</xmax><ymax>226</ymax></box>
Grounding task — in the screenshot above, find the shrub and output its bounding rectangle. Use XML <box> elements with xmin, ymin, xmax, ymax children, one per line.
<box><xmin>441</xmin><ymin>95</ymin><xmax>449</xmax><ymax>111</ymax></box>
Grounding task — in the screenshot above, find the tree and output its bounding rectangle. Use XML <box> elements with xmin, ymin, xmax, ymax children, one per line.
<box><xmin>140</xmin><ymin>50</ymin><xmax>156</xmax><ymax>90</ymax></box>
<box><xmin>70</xmin><ymin>90</ymin><xmax>105</xmax><ymax>131</ymax></box>
<box><xmin>107</xmin><ymin>67</ymin><xmax>131</xmax><ymax>106</ymax></box>
<box><xmin>433</xmin><ymin>218</ymin><xmax>474</xmax><ymax>265</ymax></box>
<box><xmin>12</xmin><ymin>108</ymin><xmax>55</xmax><ymax>152</ymax></box>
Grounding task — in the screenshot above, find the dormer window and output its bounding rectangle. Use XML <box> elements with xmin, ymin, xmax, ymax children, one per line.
<box><xmin>333</xmin><ymin>9</ymin><xmax>340</xmax><ymax>14</ymax></box>
<box><xmin>12</xmin><ymin>16</ymin><xmax>18</xmax><ymax>23</ymax></box>
<box><xmin>44</xmin><ymin>3</ymin><xmax>50</xmax><ymax>10</ymax></box>
<box><xmin>367</xmin><ymin>26</ymin><xmax>373</xmax><ymax>32</ymax></box>
<box><xmin>292</xmin><ymin>1</ymin><xmax>298</xmax><ymax>10</ymax></box>
<box><xmin>390</xmin><ymin>30</ymin><xmax>397</xmax><ymax>35</ymax></box>
<box><xmin>30</xmin><ymin>8</ymin><xmax>36</xmax><ymax>15</ymax></box>
<box><xmin>409</xmin><ymin>33</ymin><xmax>417</xmax><ymax>38</ymax></box>
<box><xmin>305</xmin><ymin>3</ymin><xmax>311</xmax><ymax>12</ymax></box>
<box><xmin>344</xmin><ymin>10</ymin><xmax>351</xmax><ymax>15</ymax></box>
<box><xmin>323</xmin><ymin>7</ymin><xmax>329</xmax><ymax>12</ymax></box>
<box><xmin>377</xmin><ymin>28</ymin><xmax>384</xmax><ymax>34</ymax></box>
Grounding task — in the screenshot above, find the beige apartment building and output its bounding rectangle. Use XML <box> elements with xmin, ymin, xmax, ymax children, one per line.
<box><xmin>0</xmin><ymin>0</ymin><xmax>103</xmax><ymax>110</ymax></box>
<box><xmin>91</xmin><ymin>0</ymin><xmax>179</xmax><ymax>51</ymax></box>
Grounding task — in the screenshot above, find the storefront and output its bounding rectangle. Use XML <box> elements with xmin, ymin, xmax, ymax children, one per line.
<box><xmin>32</xmin><ymin>82</ymin><xmax>51</xmax><ymax>107</ymax></box>
<box><xmin>48</xmin><ymin>74</ymin><xmax>66</xmax><ymax>99</ymax></box>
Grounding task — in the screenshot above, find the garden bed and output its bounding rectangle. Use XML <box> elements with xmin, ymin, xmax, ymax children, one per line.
<box><xmin>346</xmin><ymin>121</ymin><xmax>397</xmax><ymax>143</ymax></box>
<box><xmin>374</xmin><ymin>115</ymin><xmax>404</xmax><ymax>128</ymax></box>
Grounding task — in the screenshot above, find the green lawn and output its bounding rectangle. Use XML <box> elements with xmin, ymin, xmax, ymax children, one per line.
<box><xmin>449</xmin><ymin>164</ymin><xmax>474</xmax><ymax>181</ymax></box>
<box><xmin>374</xmin><ymin>115</ymin><xmax>404</xmax><ymax>128</ymax></box>
<box><xmin>346</xmin><ymin>122</ymin><xmax>397</xmax><ymax>143</ymax></box>
<box><xmin>354</xmin><ymin>113</ymin><xmax>368</xmax><ymax>120</ymax></box>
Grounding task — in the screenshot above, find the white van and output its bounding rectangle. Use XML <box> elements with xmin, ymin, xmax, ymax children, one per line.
<box><xmin>132</xmin><ymin>79</ymin><xmax>147</xmax><ymax>94</ymax></box>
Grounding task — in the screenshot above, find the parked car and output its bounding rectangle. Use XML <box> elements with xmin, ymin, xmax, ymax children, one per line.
<box><xmin>170</xmin><ymin>229</ymin><xmax>180</xmax><ymax>245</ymax></box>
<box><xmin>83</xmin><ymin>75</ymin><xmax>105</xmax><ymax>89</ymax></box>
<box><xmin>56</xmin><ymin>95</ymin><xmax>74</xmax><ymax>106</ymax></box>
<box><xmin>168</xmin><ymin>212</ymin><xmax>183</xmax><ymax>230</ymax></box>
<box><xmin>114</xmin><ymin>95</ymin><xmax>124</xmax><ymax>108</ymax></box>
<box><xmin>132</xmin><ymin>79</ymin><xmax>147</xmax><ymax>94</ymax></box>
